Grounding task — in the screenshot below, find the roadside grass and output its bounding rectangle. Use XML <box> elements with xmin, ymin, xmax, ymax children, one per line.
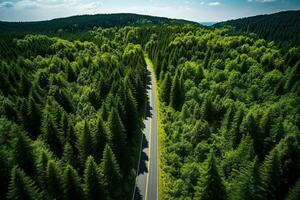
<box><xmin>144</xmin><ymin>54</ymin><xmax>169</xmax><ymax>200</ymax></box>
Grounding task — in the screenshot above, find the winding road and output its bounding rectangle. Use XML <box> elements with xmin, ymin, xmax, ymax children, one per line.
<box><xmin>133</xmin><ymin>64</ymin><xmax>158</xmax><ymax>200</ymax></box>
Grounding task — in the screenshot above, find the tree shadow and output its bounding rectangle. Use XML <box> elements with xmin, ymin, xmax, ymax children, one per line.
<box><xmin>138</xmin><ymin>138</ymin><xmax>149</xmax><ymax>175</ymax></box>
<box><xmin>134</xmin><ymin>186</ymin><xmax>143</xmax><ymax>200</ymax></box>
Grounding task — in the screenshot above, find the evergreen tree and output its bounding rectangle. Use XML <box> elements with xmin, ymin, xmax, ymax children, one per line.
<box><xmin>7</xmin><ymin>166</ymin><xmax>42</xmax><ymax>200</ymax></box>
<box><xmin>101</xmin><ymin>145</ymin><xmax>122</xmax><ymax>199</ymax></box>
<box><xmin>77</xmin><ymin>120</ymin><xmax>94</xmax><ymax>167</ymax></box>
<box><xmin>286</xmin><ymin>179</ymin><xmax>300</xmax><ymax>200</ymax></box>
<box><xmin>93</xmin><ymin>116</ymin><xmax>107</xmax><ymax>162</ymax></box>
<box><xmin>66</xmin><ymin>64</ymin><xmax>77</xmax><ymax>82</ymax></box>
<box><xmin>230</xmin><ymin>107</ymin><xmax>245</xmax><ymax>148</ymax></box>
<box><xmin>160</xmin><ymin>72</ymin><xmax>172</xmax><ymax>104</ymax></box>
<box><xmin>46</xmin><ymin>160</ymin><xmax>63</xmax><ymax>200</ymax></box>
<box><xmin>59</xmin><ymin>112</ymin><xmax>69</xmax><ymax>144</ymax></box>
<box><xmin>20</xmin><ymin>73</ymin><xmax>31</xmax><ymax>97</ymax></box>
<box><xmin>26</xmin><ymin>97</ymin><xmax>41</xmax><ymax>139</ymax></box>
<box><xmin>195</xmin><ymin>151</ymin><xmax>227</xmax><ymax>200</ymax></box>
<box><xmin>84</xmin><ymin>156</ymin><xmax>105</xmax><ymax>199</ymax></box>
<box><xmin>63</xmin><ymin>165</ymin><xmax>84</xmax><ymax>200</ymax></box>
<box><xmin>62</xmin><ymin>142</ymin><xmax>76</xmax><ymax>167</ymax></box>
<box><xmin>13</xmin><ymin>133</ymin><xmax>35</xmax><ymax>176</ymax></box>
<box><xmin>261</xmin><ymin>149</ymin><xmax>282</xmax><ymax>200</ymax></box>
<box><xmin>124</xmin><ymin>90</ymin><xmax>138</xmax><ymax>139</ymax></box>
<box><xmin>35</xmin><ymin>151</ymin><xmax>49</xmax><ymax>189</ymax></box>
<box><xmin>41</xmin><ymin>113</ymin><xmax>62</xmax><ymax>156</ymax></box>
<box><xmin>107</xmin><ymin>108</ymin><xmax>127</xmax><ymax>167</ymax></box>
<box><xmin>233</xmin><ymin>158</ymin><xmax>263</xmax><ymax>200</ymax></box>
<box><xmin>0</xmin><ymin>150</ymin><xmax>11</xmax><ymax>200</ymax></box>
<box><xmin>170</xmin><ymin>74</ymin><xmax>184</xmax><ymax>111</ymax></box>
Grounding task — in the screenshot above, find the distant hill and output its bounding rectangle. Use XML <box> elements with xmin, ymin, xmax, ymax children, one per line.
<box><xmin>214</xmin><ymin>10</ymin><xmax>300</xmax><ymax>46</ymax></box>
<box><xmin>0</xmin><ymin>13</ymin><xmax>196</xmax><ymax>34</ymax></box>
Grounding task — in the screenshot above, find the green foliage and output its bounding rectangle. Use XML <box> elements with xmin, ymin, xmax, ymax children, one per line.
<box><xmin>101</xmin><ymin>145</ymin><xmax>122</xmax><ymax>199</ymax></box>
<box><xmin>63</xmin><ymin>165</ymin><xmax>84</xmax><ymax>200</ymax></box>
<box><xmin>7</xmin><ymin>166</ymin><xmax>42</xmax><ymax>200</ymax></box>
<box><xmin>84</xmin><ymin>156</ymin><xmax>105</xmax><ymax>199</ymax></box>
<box><xmin>46</xmin><ymin>160</ymin><xmax>63</xmax><ymax>200</ymax></box>
<box><xmin>195</xmin><ymin>152</ymin><xmax>227</xmax><ymax>200</ymax></box>
<box><xmin>76</xmin><ymin>120</ymin><xmax>94</xmax><ymax>167</ymax></box>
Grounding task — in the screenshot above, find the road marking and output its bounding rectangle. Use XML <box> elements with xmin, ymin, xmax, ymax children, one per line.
<box><xmin>145</xmin><ymin>78</ymin><xmax>152</xmax><ymax>200</ymax></box>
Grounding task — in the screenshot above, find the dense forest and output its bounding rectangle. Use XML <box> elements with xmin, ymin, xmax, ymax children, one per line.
<box><xmin>0</xmin><ymin>27</ymin><xmax>149</xmax><ymax>200</ymax></box>
<box><xmin>1</xmin><ymin>12</ymin><xmax>300</xmax><ymax>200</ymax></box>
<box><xmin>145</xmin><ymin>25</ymin><xmax>300</xmax><ymax>199</ymax></box>
<box><xmin>214</xmin><ymin>10</ymin><xmax>300</xmax><ymax>47</ymax></box>
<box><xmin>0</xmin><ymin>13</ymin><xmax>195</xmax><ymax>34</ymax></box>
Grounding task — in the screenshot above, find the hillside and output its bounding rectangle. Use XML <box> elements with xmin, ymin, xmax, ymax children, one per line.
<box><xmin>0</xmin><ymin>13</ymin><xmax>196</xmax><ymax>34</ymax></box>
<box><xmin>214</xmin><ymin>10</ymin><xmax>300</xmax><ymax>46</ymax></box>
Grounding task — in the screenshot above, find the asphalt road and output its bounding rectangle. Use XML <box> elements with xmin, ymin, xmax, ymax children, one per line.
<box><xmin>133</xmin><ymin>64</ymin><xmax>158</xmax><ymax>200</ymax></box>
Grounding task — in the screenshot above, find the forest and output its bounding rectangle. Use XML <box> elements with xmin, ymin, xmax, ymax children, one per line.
<box><xmin>1</xmin><ymin>12</ymin><xmax>300</xmax><ymax>200</ymax></box>
<box><xmin>214</xmin><ymin>10</ymin><xmax>300</xmax><ymax>47</ymax></box>
<box><xmin>0</xmin><ymin>27</ymin><xmax>148</xmax><ymax>200</ymax></box>
<box><xmin>145</xmin><ymin>25</ymin><xmax>300</xmax><ymax>200</ymax></box>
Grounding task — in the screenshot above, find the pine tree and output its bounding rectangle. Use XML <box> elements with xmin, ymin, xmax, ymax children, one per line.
<box><xmin>77</xmin><ymin>120</ymin><xmax>94</xmax><ymax>167</ymax></box>
<box><xmin>59</xmin><ymin>112</ymin><xmax>69</xmax><ymax>144</ymax></box>
<box><xmin>7</xmin><ymin>166</ymin><xmax>42</xmax><ymax>200</ymax></box>
<box><xmin>35</xmin><ymin>151</ymin><xmax>49</xmax><ymax>189</ymax></box>
<box><xmin>66</xmin><ymin>64</ymin><xmax>77</xmax><ymax>82</ymax></box>
<box><xmin>195</xmin><ymin>151</ymin><xmax>227</xmax><ymax>200</ymax></box>
<box><xmin>160</xmin><ymin>72</ymin><xmax>172</xmax><ymax>104</ymax></box>
<box><xmin>46</xmin><ymin>160</ymin><xmax>63</xmax><ymax>200</ymax></box>
<box><xmin>62</xmin><ymin>142</ymin><xmax>76</xmax><ymax>167</ymax></box>
<box><xmin>20</xmin><ymin>73</ymin><xmax>31</xmax><ymax>97</ymax></box>
<box><xmin>261</xmin><ymin>149</ymin><xmax>282</xmax><ymax>200</ymax></box>
<box><xmin>233</xmin><ymin>158</ymin><xmax>263</xmax><ymax>200</ymax></box>
<box><xmin>41</xmin><ymin>113</ymin><xmax>62</xmax><ymax>156</ymax></box>
<box><xmin>230</xmin><ymin>107</ymin><xmax>245</xmax><ymax>148</ymax></box>
<box><xmin>93</xmin><ymin>116</ymin><xmax>107</xmax><ymax>162</ymax></box>
<box><xmin>124</xmin><ymin>90</ymin><xmax>138</xmax><ymax>139</ymax></box>
<box><xmin>170</xmin><ymin>74</ymin><xmax>184</xmax><ymax>111</ymax></box>
<box><xmin>84</xmin><ymin>156</ymin><xmax>105</xmax><ymax>199</ymax></box>
<box><xmin>0</xmin><ymin>150</ymin><xmax>10</xmax><ymax>200</ymax></box>
<box><xmin>286</xmin><ymin>179</ymin><xmax>300</xmax><ymax>200</ymax></box>
<box><xmin>63</xmin><ymin>165</ymin><xmax>84</xmax><ymax>200</ymax></box>
<box><xmin>13</xmin><ymin>133</ymin><xmax>35</xmax><ymax>176</ymax></box>
<box><xmin>107</xmin><ymin>108</ymin><xmax>127</xmax><ymax>167</ymax></box>
<box><xmin>26</xmin><ymin>97</ymin><xmax>41</xmax><ymax>139</ymax></box>
<box><xmin>101</xmin><ymin>145</ymin><xmax>122</xmax><ymax>199</ymax></box>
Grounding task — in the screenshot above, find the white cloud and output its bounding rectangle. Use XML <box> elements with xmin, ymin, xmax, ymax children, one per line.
<box><xmin>208</xmin><ymin>2</ymin><xmax>220</xmax><ymax>6</ymax></box>
<box><xmin>0</xmin><ymin>1</ymin><xmax>15</xmax><ymax>8</ymax></box>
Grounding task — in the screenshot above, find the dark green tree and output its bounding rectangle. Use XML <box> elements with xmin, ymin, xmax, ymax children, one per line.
<box><xmin>76</xmin><ymin>120</ymin><xmax>94</xmax><ymax>167</ymax></box>
<box><xmin>170</xmin><ymin>74</ymin><xmax>184</xmax><ymax>111</ymax></box>
<box><xmin>63</xmin><ymin>165</ymin><xmax>84</xmax><ymax>200</ymax></box>
<box><xmin>261</xmin><ymin>149</ymin><xmax>282</xmax><ymax>200</ymax></box>
<box><xmin>286</xmin><ymin>179</ymin><xmax>300</xmax><ymax>200</ymax></box>
<box><xmin>93</xmin><ymin>116</ymin><xmax>107</xmax><ymax>162</ymax></box>
<box><xmin>26</xmin><ymin>97</ymin><xmax>41</xmax><ymax>139</ymax></box>
<box><xmin>107</xmin><ymin>108</ymin><xmax>127</xmax><ymax>166</ymax></box>
<box><xmin>12</xmin><ymin>133</ymin><xmax>35</xmax><ymax>176</ymax></box>
<box><xmin>62</xmin><ymin>142</ymin><xmax>76</xmax><ymax>167</ymax></box>
<box><xmin>101</xmin><ymin>145</ymin><xmax>122</xmax><ymax>199</ymax></box>
<box><xmin>7</xmin><ymin>166</ymin><xmax>42</xmax><ymax>200</ymax></box>
<box><xmin>46</xmin><ymin>160</ymin><xmax>63</xmax><ymax>200</ymax></box>
<box><xmin>41</xmin><ymin>113</ymin><xmax>62</xmax><ymax>156</ymax></box>
<box><xmin>160</xmin><ymin>72</ymin><xmax>172</xmax><ymax>104</ymax></box>
<box><xmin>84</xmin><ymin>156</ymin><xmax>105</xmax><ymax>199</ymax></box>
<box><xmin>195</xmin><ymin>151</ymin><xmax>227</xmax><ymax>200</ymax></box>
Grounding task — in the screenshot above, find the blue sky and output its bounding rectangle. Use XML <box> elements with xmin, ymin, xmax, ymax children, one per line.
<box><xmin>0</xmin><ymin>0</ymin><xmax>299</xmax><ymax>22</ymax></box>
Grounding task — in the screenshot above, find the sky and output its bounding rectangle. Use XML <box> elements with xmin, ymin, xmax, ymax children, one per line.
<box><xmin>0</xmin><ymin>0</ymin><xmax>300</xmax><ymax>22</ymax></box>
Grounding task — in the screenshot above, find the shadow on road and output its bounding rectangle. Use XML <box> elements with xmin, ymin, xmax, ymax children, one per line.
<box><xmin>134</xmin><ymin>187</ymin><xmax>143</xmax><ymax>200</ymax></box>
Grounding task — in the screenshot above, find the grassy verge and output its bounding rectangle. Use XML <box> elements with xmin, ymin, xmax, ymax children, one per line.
<box><xmin>144</xmin><ymin>54</ymin><xmax>168</xmax><ymax>200</ymax></box>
